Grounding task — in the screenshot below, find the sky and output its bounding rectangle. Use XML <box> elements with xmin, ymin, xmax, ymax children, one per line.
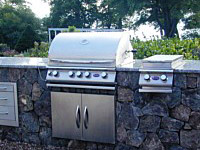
<box><xmin>26</xmin><ymin>0</ymin><xmax>183</xmax><ymax>40</ymax></box>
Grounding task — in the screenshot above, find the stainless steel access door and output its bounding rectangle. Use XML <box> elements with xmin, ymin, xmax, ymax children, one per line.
<box><xmin>82</xmin><ymin>94</ymin><xmax>115</xmax><ymax>144</ymax></box>
<box><xmin>51</xmin><ymin>92</ymin><xmax>82</xmax><ymax>140</ymax></box>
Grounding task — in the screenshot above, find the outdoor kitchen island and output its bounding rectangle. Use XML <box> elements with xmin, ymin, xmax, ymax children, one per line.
<box><xmin>0</xmin><ymin>57</ymin><xmax>200</xmax><ymax>149</ymax></box>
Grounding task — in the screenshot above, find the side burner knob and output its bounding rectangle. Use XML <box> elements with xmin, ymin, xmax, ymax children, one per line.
<box><xmin>52</xmin><ymin>71</ymin><xmax>59</xmax><ymax>77</ymax></box>
<box><xmin>161</xmin><ymin>75</ymin><xmax>167</xmax><ymax>81</ymax></box>
<box><xmin>69</xmin><ymin>71</ymin><xmax>74</xmax><ymax>77</ymax></box>
<box><xmin>101</xmin><ymin>72</ymin><xmax>107</xmax><ymax>78</ymax></box>
<box><xmin>144</xmin><ymin>74</ymin><xmax>150</xmax><ymax>81</ymax></box>
<box><xmin>76</xmin><ymin>71</ymin><xmax>82</xmax><ymax>77</ymax></box>
<box><xmin>85</xmin><ymin>72</ymin><xmax>90</xmax><ymax>78</ymax></box>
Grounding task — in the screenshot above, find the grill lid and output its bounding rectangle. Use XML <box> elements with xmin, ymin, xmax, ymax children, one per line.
<box><xmin>48</xmin><ymin>32</ymin><xmax>133</xmax><ymax>68</ymax></box>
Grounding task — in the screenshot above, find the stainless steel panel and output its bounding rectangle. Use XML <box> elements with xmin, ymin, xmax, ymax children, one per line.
<box><xmin>0</xmin><ymin>92</ymin><xmax>14</xmax><ymax>106</ymax></box>
<box><xmin>0</xmin><ymin>84</ymin><xmax>13</xmax><ymax>92</ymax></box>
<box><xmin>142</xmin><ymin>55</ymin><xmax>183</xmax><ymax>69</ymax></box>
<box><xmin>139</xmin><ymin>87</ymin><xmax>172</xmax><ymax>93</ymax></box>
<box><xmin>51</xmin><ymin>92</ymin><xmax>82</xmax><ymax>139</ymax></box>
<box><xmin>47</xmin><ymin>83</ymin><xmax>115</xmax><ymax>90</ymax></box>
<box><xmin>0</xmin><ymin>106</ymin><xmax>15</xmax><ymax>121</ymax></box>
<box><xmin>139</xmin><ymin>72</ymin><xmax>173</xmax><ymax>87</ymax></box>
<box><xmin>82</xmin><ymin>94</ymin><xmax>115</xmax><ymax>144</ymax></box>
<box><xmin>48</xmin><ymin>32</ymin><xmax>133</xmax><ymax>68</ymax></box>
<box><xmin>46</xmin><ymin>69</ymin><xmax>116</xmax><ymax>84</ymax></box>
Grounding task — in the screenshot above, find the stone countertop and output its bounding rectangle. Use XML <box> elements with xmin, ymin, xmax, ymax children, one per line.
<box><xmin>0</xmin><ymin>57</ymin><xmax>200</xmax><ymax>73</ymax></box>
<box><xmin>117</xmin><ymin>60</ymin><xmax>200</xmax><ymax>73</ymax></box>
<box><xmin>0</xmin><ymin>57</ymin><xmax>48</xmax><ymax>69</ymax></box>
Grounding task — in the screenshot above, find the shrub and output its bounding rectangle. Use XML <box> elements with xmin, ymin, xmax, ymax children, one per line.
<box><xmin>23</xmin><ymin>42</ymin><xmax>49</xmax><ymax>57</ymax></box>
<box><xmin>0</xmin><ymin>43</ymin><xmax>10</xmax><ymax>52</ymax></box>
<box><xmin>132</xmin><ymin>38</ymin><xmax>200</xmax><ymax>60</ymax></box>
<box><xmin>15</xmin><ymin>25</ymin><xmax>39</xmax><ymax>53</ymax></box>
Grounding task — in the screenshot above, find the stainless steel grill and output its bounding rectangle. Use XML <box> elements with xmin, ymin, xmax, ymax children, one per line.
<box><xmin>46</xmin><ymin>32</ymin><xmax>133</xmax><ymax>144</ymax></box>
<box><xmin>139</xmin><ymin>55</ymin><xmax>183</xmax><ymax>93</ymax></box>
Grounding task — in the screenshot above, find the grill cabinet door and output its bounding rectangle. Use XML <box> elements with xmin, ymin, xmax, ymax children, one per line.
<box><xmin>51</xmin><ymin>92</ymin><xmax>82</xmax><ymax>140</ymax></box>
<box><xmin>82</xmin><ymin>94</ymin><xmax>115</xmax><ymax>144</ymax></box>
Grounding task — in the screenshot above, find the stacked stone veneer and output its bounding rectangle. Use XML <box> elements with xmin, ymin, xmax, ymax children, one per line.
<box><xmin>0</xmin><ymin>67</ymin><xmax>200</xmax><ymax>150</ymax></box>
<box><xmin>117</xmin><ymin>71</ymin><xmax>200</xmax><ymax>150</ymax></box>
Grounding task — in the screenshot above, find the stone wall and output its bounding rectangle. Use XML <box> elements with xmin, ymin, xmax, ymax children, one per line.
<box><xmin>117</xmin><ymin>71</ymin><xmax>200</xmax><ymax>150</ymax></box>
<box><xmin>0</xmin><ymin>67</ymin><xmax>200</xmax><ymax>149</ymax></box>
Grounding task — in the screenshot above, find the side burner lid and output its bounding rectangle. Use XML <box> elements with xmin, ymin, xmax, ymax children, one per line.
<box><xmin>142</xmin><ymin>55</ymin><xmax>183</xmax><ymax>70</ymax></box>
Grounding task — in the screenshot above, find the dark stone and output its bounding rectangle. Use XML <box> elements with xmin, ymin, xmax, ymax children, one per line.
<box><xmin>161</xmin><ymin>117</ymin><xmax>184</xmax><ymax>131</ymax></box>
<box><xmin>24</xmin><ymin>69</ymin><xmax>38</xmax><ymax>84</ymax></box>
<box><xmin>189</xmin><ymin>111</ymin><xmax>200</xmax><ymax>129</ymax></box>
<box><xmin>8</xmin><ymin>68</ymin><xmax>24</xmax><ymax>82</ymax></box>
<box><xmin>139</xmin><ymin>116</ymin><xmax>161</xmax><ymax>132</ymax></box>
<box><xmin>183</xmin><ymin>123</ymin><xmax>192</xmax><ymax>130</ymax></box>
<box><xmin>117</xmin><ymin>103</ymin><xmax>139</xmax><ymax>130</ymax></box>
<box><xmin>17</xmin><ymin>78</ymin><xmax>32</xmax><ymax>95</ymax></box>
<box><xmin>117</xmin><ymin>87</ymin><xmax>134</xmax><ymax>102</ymax></box>
<box><xmin>32</xmin><ymin>82</ymin><xmax>43</xmax><ymax>101</ymax></box>
<box><xmin>187</xmin><ymin>76</ymin><xmax>197</xmax><ymax>88</ymax></box>
<box><xmin>171</xmin><ymin>105</ymin><xmax>191</xmax><ymax>122</ymax></box>
<box><xmin>117</xmin><ymin>72</ymin><xmax>139</xmax><ymax>90</ymax></box>
<box><xmin>38</xmin><ymin>69</ymin><xmax>48</xmax><ymax>90</ymax></box>
<box><xmin>21</xmin><ymin>112</ymin><xmax>39</xmax><ymax>132</ymax></box>
<box><xmin>39</xmin><ymin>116</ymin><xmax>52</xmax><ymax>127</ymax></box>
<box><xmin>86</xmin><ymin>143</ymin><xmax>98</xmax><ymax>150</ymax></box>
<box><xmin>39</xmin><ymin>127</ymin><xmax>52</xmax><ymax>145</ymax></box>
<box><xmin>166</xmin><ymin>87</ymin><xmax>181</xmax><ymax>108</ymax></box>
<box><xmin>168</xmin><ymin>145</ymin><xmax>188</xmax><ymax>150</ymax></box>
<box><xmin>142</xmin><ymin>101</ymin><xmax>168</xmax><ymax>117</ymax></box>
<box><xmin>34</xmin><ymin>91</ymin><xmax>51</xmax><ymax>117</ymax></box>
<box><xmin>97</xmin><ymin>144</ymin><xmax>115</xmax><ymax>150</ymax></box>
<box><xmin>180</xmin><ymin>130</ymin><xmax>200</xmax><ymax>149</ymax></box>
<box><xmin>115</xmin><ymin>143</ymin><xmax>134</xmax><ymax>150</ymax></box>
<box><xmin>0</xmin><ymin>68</ymin><xmax>9</xmax><ymax>81</ymax></box>
<box><xmin>4</xmin><ymin>128</ymin><xmax>22</xmax><ymax>142</ymax></box>
<box><xmin>68</xmin><ymin>140</ymin><xmax>86</xmax><ymax>149</ymax></box>
<box><xmin>22</xmin><ymin>132</ymin><xmax>40</xmax><ymax>144</ymax></box>
<box><xmin>19</xmin><ymin>95</ymin><xmax>33</xmax><ymax>112</ymax></box>
<box><xmin>126</xmin><ymin>130</ymin><xmax>146</xmax><ymax>147</ymax></box>
<box><xmin>117</xmin><ymin>124</ymin><xmax>127</xmax><ymax>143</ymax></box>
<box><xmin>140</xmin><ymin>133</ymin><xmax>164</xmax><ymax>150</ymax></box>
<box><xmin>174</xmin><ymin>73</ymin><xmax>186</xmax><ymax>89</ymax></box>
<box><xmin>158</xmin><ymin>129</ymin><xmax>179</xmax><ymax>144</ymax></box>
<box><xmin>133</xmin><ymin>89</ymin><xmax>146</xmax><ymax>108</ymax></box>
<box><xmin>116</xmin><ymin>102</ymin><xmax>122</xmax><ymax>117</ymax></box>
<box><xmin>132</xmin><ymin>106</ymin><xmax>143</xmax><ymax>117</ymax></box>
<box><xmin>182</xmin><ymin>94</ymin><xmax>200</xmax><ymax>111</ymax></box>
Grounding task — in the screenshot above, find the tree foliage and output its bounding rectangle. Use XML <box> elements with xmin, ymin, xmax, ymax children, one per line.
<box><xmin>49</xmin><ymin>0</ymin><xmax>98</xmax><ymax>28</ymax></box>
<box><xmin>0</xmin><ymin>1</ymin><xmax>41</xmax><ymax>48</ymax></box>
<box><xmin>15</xmin><ymin>25</ymin><xmax>39</xmax><ymax>52</ymax></box>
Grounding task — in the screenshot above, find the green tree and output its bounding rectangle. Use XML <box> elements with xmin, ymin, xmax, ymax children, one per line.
<box><xmin>15</xmin><ymin>24</ymin><xmax>39</xmax><ymax>52</ymax></box>
<box><xmin>49</xmin><ymin>0</ymin><xmax>98</xmax><ymax>28</ymax></box>
<box><xmin>129</xmin><ymin>0</ymin><xmax>200</xmax><ymax>38</ymax></box>
<box><xmin>0</xmin><ymin>2</ymin><xmax>41</xmax><ymax>48</ymax></box>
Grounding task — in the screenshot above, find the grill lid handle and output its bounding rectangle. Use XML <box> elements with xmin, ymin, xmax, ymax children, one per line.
<box><xmin>50</xmin><ymin>59</ymin><xmax>114</xmax><ymax>64</ymax></box>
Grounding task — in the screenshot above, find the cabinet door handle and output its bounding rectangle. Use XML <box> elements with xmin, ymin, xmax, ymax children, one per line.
<box><xmin>0</xmin><ymin>112</ymin><xmax>8</xmax><ymax>115</ymax></box>
<box><xmin>84</xmin><ymin>106</ymin><xmax>89</xmax><ymax>129</ymax></box>
<box><xmin>0</xmin><ymin>98</ymin><xmax>8</xmax><ymax>101</ymax></box>
<box><xmin>75</xmin><ymin>105</ymin><xmax>81</xmax><ymax>128</ymax></box>
<box><xmin>0</xmin><ymin>87</ymin><xmax>7</xmax><ymax>91</ymax></box>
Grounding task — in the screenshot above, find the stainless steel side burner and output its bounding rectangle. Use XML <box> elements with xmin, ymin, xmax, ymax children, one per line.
<box><xmin>139</xmin><ymin>55</ymin><xmax>183</xmax><ymax>93</ymax></box>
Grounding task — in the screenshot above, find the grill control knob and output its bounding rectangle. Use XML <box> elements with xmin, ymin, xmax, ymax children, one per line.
<box><xmin>161</xmin><ymin>75</ymin><xmax>167</xmax><ymax>81</ymax></box>
<box><xmin>52</xmin><ymin>71</ymin><xmax>59</xmax><ymax>77</ymax></box>
<box><xmin>85</xmin><ymin>72</ymin><xmax>90</xmax><ymax>78</ymax></box>
<box><xmin>101</xmin><ymin>72</ymin><xmax>107</xmax><ymax>78</ymax></box>
<box><xmin>144</xmin><ymin>74</ymin><xmax>150</xmax><ymax>80</ymax></box>
<box><xmin>76</xmin><ymin>71</ymin><xmax>82</xmax><ymax>77</ymax></box>
<box><xmin>48</xmin><ymin>71</ymin><xmax>53</xmax><ymax>76</ymax></box>
<box><xmin>68</xmin><ymin>71</ymin><xmax>74</xmax><ymax>77</ymax></box>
